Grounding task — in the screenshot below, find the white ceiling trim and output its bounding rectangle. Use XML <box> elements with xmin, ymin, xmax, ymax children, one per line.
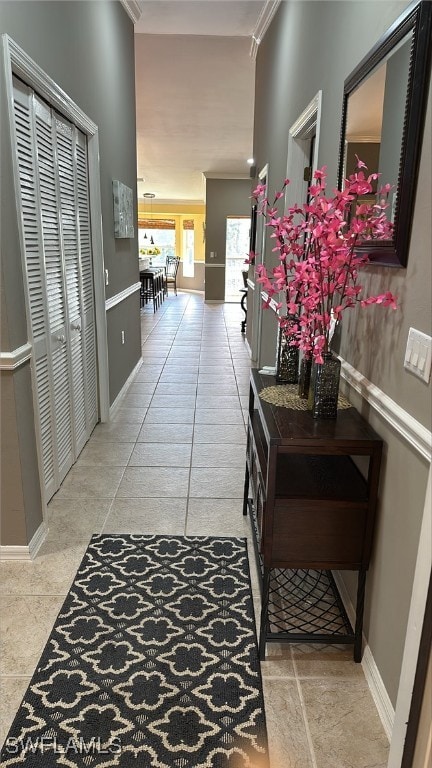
<box><xmin>250</xmin><ymin>0</ymin><xmax>281</xmax><ymax>59</ymax></box>
<box><xmin>120</xmin><ymin>0</ymin><xmax>143</xmax><ymax>24</ymax></box>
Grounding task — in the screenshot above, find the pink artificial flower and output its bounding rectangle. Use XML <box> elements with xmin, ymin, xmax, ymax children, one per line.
<box><xmin>313</xmin><ymin>167</ymin><xmax>327</xmax><ymax>180</ymax></box>
<box><xmin>379</xmin><ymin>183</ymin><xmax>393</xmax><ymax>196</ymax></box>
<box><xmin>252</xmin><ymin>161</ymin><xmax>397</xmax><ymax>362</ymax></box>
<box><xmin>355</xmin><ymin>155</ymin><xmax>367</xmax><ymax>169</ymax></box>
<box><xmin>252</xmin><ymin>183</ymin><xmax>266</xmax><ymax>198</ymax></box>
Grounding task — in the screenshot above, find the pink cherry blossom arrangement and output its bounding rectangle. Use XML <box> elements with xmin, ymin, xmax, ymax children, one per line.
<box><xmin>248</xmin><ymin>160</ymin><xmax>398</xmax><ymax>364</ymax></box>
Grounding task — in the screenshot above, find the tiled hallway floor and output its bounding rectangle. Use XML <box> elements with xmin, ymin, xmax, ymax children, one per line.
<box><xmin>0</xmin><ymin>293</ymin><xmax>390</xmax><ymax>767</ymax></box>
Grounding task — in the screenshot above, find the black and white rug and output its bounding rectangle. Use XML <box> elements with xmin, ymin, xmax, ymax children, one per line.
<box><xmin>1</xmin><ymin>535</ymin><xmax>269</xmax><ymax>768</ymax></box>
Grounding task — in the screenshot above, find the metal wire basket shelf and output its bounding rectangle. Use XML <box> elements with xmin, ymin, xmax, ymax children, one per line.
<box><xmin>266</xmin><ymin>568</ymin><xmax>353</xmax><ymax>639</ymax></box>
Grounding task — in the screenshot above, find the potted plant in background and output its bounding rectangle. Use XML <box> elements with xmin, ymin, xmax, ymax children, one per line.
<box><xmin>251</xmin><ymin>160</ymin><xmax>397</xmax><ymax>418</ymax></box>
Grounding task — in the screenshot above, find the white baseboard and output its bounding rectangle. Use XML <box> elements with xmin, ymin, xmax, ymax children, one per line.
<box><xmin>333</xmin><ymin>571</ymin><xmax>395</xmax><ymax>740</ymax></box>
<box><xmin>109</xmin><ymin>359</ymin><xmax>143</xmax><ymax>419</ymax></box>
<box><xmin>0</xmin><ymin>520</ymin><xmax>48</xmax><ymax>561</ymax></box>
<box><xmin>176</xmin><ymin>288</ymin><xmax>204</xmax><ymax>295</ymax></box>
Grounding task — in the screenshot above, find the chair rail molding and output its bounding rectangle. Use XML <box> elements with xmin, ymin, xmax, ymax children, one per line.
<box><xmin>0</xmin><ymin>342</ymin><xmax>32</xmax><ymax>370</ymax></box>
<box><xmin>340</xmin><ymin>357</ymin><xmax>431</xmax><ymax>462</ymax></box>
<box><xmin>105</xmin><ymin>282</ymin><xmax>141</xmax><ymax>312</ymax></box>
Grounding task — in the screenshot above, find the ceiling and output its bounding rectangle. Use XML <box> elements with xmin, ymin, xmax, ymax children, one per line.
<box><xmin>133</xmin><ymin>1</ymin><xmax>266</xmax><ymax>205</ymax></box>
<box><xmin>135</xmin><ymin>1</ymin><xmax>266</xmax><ymax>37</ymax></box>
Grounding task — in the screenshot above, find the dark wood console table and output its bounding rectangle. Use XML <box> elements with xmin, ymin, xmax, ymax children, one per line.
<box><xmin>243</xmin><ymin>369</ymin><xmax>383</xmax><ymax>662</ymax></box>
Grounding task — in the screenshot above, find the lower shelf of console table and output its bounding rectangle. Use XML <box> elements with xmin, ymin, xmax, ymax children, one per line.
<box><xmin>247</xmin><ymin>497</ymin><xmax>365</xmax><ymax>662</ymax></box>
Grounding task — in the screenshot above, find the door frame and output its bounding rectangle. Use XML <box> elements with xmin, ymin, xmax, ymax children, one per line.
<box><xmin>285</xmin><ymin>90</ymin><xmax>322</xmax><ymax>211</ymax></box>
<box><xmin>250</xmin><ymin>163</ymin><xmax>268</xmax><ymax>364</ymax></box>
<box><xmin>253</xmin><ymin>93</ymin><xmax>323</xmax><ymax>369</ymax></box>
<box><xmin>1</xmin><ymin>35</ymin><xmax>109</xmax><ymax>510</ymax></box>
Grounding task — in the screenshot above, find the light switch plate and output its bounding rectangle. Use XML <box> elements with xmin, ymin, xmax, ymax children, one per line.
<box><xmin>404</xmin><ymin>327</ymin><xmax>432</xmax><ymax>383</ymax></box>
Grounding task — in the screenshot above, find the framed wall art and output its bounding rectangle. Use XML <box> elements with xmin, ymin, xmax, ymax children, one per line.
<box><xmin>113</xmin><ymin>179</ymin><xmax>134</xmax><ymax>238</ymax></box>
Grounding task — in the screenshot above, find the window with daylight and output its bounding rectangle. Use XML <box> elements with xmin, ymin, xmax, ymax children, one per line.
<box><xmin>182</xmin><ymin>219</ymin><xmax>195</xmax><ymax>277</ymax></box>
<box><xmin>138</xmin><ymin>218</ymin><xmax>175</xmax><ymax>266</ymax></box>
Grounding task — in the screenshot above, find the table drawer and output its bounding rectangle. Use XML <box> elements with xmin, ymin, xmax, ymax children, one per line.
<box><xmin>270</xmin><ymin>500</ymin><xmax>368</xmax><ymax>568</ymax></box>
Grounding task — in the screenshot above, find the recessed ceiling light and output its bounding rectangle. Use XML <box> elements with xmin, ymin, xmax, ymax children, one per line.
<box><xmin>247</xmin><ymin>158</ymin><xmax>255</xmax><ymax>165</ymax></box>
<box><xmin>143</xmin><ymin>192</ymin><xmax>156</xmax><ymax>199</ymax></box>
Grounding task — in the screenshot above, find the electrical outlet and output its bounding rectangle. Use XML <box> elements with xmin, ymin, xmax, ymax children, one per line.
<box><xmin>121</xmin><ymin>330</ymin><xmax>125</xmax><ymax>345</ymax></box>
<box><xmin>404</xmin><ymin>327</ymin><xmax>432</xmax><ymax>383</ymax></box>
<box><xmin>105</xmin><ymin>269</ymin><xmax>109</xmax><ymax>286</ymax></box>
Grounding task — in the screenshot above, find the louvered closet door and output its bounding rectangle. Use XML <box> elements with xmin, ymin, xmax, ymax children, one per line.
<box><xmin>34</xmin><ymin>96</ymin><xmax>73</xmax><ymax>483</ymax></box>
<box><xmin>13</xmin><ymin>81</ymin><xmax>57</xmax><ymax>500</ymax></box>
<box><xmin>54</xmin><ymin>113</ymin><xmax>87</xmax><ymax>455</ymax></box>
<box><xmin>12</xmin><ymin>77</ymin><xmax>98</xmax><ymax>500</ymax></box>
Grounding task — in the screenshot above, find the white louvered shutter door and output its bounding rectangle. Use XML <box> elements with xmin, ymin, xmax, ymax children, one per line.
<box><xmin>54</xmin><ymin>113</ymin><xmax>87</xmax><ymax>456</ymax></box>
<box><xmin>12</xmin><ymin>79</ymin><xmax>57</xmax><ymax>500</ymax></box>
<box><xmin>75</xmin><ymin>129</ymin><xmax>98</xmax><ymax>435</ymax></box>
<box><xmin>12</xmin><ymin>80</ymin><xmax>99</xmax><ymax>500</ymax></box>
<box><xmin>34</xmin><ymin>97</ymin><xmax>73</xmax><ymax>484</ymax></box>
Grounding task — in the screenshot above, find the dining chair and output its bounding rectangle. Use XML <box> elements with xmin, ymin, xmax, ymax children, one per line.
<box><xmin>165</xmin><ymin>256</ymin><xmax>180</xmax><ymax>295</ymax></box>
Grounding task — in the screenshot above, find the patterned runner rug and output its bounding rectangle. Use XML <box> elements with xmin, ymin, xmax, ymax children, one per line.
<box><xmin>1</xmin><ymin>535</ymin><xmax>269</xmax><ymax>768</ymax></box>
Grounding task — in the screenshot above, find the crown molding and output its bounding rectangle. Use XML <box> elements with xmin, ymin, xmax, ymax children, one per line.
<box><xmin>250</xmin><ymin>0</ymin><xmax>282</xmax><ymax>59</ymax></box>
<box><xmin>120</xmin><ymin>0</ymin><xmax>143</xmax><ymax>24</ymax></box>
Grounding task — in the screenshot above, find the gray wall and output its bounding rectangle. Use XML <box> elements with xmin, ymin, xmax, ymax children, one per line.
<box><xmin>205</xmin><ymin>178</ymin><xmax>252</xmax><ymax>301</ymax></box>
<box><xmin>253</xmin><ymin>0</ymin><xmax>431</xmax><ymax>704</ymax></box>
<box><xmin>177</xmin><ymin>262</ymin><xmax>205</xmax><ymax>292</ymax></box>
<box><xmin>0</xmin><ymin>1</ymin><xmax>140</xmax><ymax>544</ymax></box>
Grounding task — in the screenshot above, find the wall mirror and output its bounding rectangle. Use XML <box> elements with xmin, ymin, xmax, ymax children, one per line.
<box><xmin>338</xmin><ymin>0</ymin><xmax>432</xmax><ymax>267</ymax></box>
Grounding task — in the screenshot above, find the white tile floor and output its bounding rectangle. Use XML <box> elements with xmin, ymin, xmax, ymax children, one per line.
<box><xmin>0</xmin><ymin>292</ymin><xmax>390</xmax><ymax>767</ymax></box>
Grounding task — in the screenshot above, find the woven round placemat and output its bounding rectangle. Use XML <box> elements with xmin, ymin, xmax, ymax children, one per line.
<box><xmin>259</xmin><ymin>384</ymin><xmax>352</xmax><ymax>411</ymax></box>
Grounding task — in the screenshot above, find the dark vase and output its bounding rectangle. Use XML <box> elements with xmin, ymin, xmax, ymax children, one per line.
<box><xmin>308</xmin><ymin>352</ymin><xmax>341</xmax><ymax>419</ymax></box>
<box><xmin>298</xmin><ymin>356</ymin><xmax>312</xmax><ymax>399</ymax></box>
<box><xmin>276</xmin><ymin>318</ymin><xmax>299</xmax><ymax>384</ymax></box>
